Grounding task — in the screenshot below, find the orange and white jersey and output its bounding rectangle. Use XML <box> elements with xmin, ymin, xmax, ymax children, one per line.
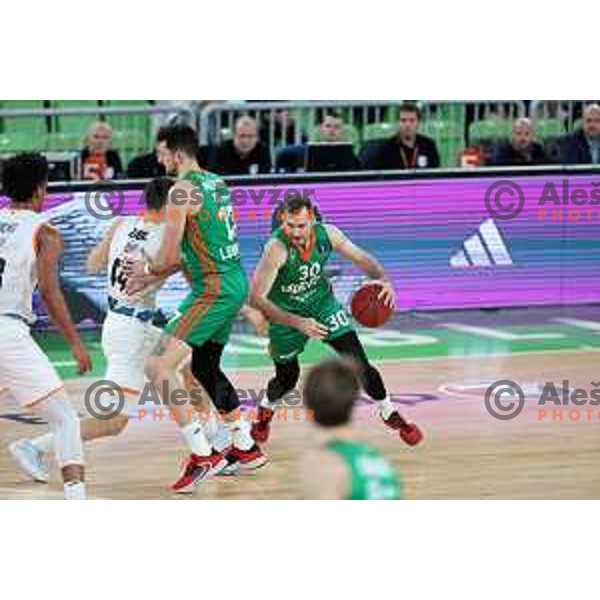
<box><xmin>0</xmin><ymin>208</ymin><xmax>47</xmax><ymax>324</ymax></box>
<box><xmin>107</xmin><ymin>217</ymin><xmax>165</xmax><ymax>310</ymax></box>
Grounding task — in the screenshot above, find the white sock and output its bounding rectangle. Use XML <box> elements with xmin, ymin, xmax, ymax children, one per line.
<box><xmin>29</xmin><ymin>432</ymin><xmax>55</xmax><ymax>454</ymax></box>
<box><xmin>201</xmin><ymin>410</ymin><xmax>219</xmax><ymax>442</ymax></box>
<box><xmin>64</xmin><ymin>481</ymin><xmax>86</xmax><ymax>500</ymax></box>
<box><xmin>226</xmin><ymin>417</ymin><xmax>254</xmax><ymax>451</ymax></box>
<box><xmin>180</xmin><ymin>421</ymin><xmax>212</xmax><ymax>456</ymax></box>
<box><xmin>378</xmin><ymin>397</ymin><xmax>396</xmax><ymax>420</ymax></box>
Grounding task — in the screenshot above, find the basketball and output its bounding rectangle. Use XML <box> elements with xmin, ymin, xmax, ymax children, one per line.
<box><xmin>350</xmin><ymin>282</ymin><xmax>394</xmax><ymax>328</ymax></box>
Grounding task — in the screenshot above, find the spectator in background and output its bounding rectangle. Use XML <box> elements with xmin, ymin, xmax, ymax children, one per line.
<box><xmin>319</xmin><ymin>112</ymin><xmax>345</xmax><ymax>143</ymax></box>
<box><xmin>259</xmin><ymin>107</ymin><xmax>307</xmax><ymax>149</ymax></box>
<box><xmin>559</xmin><ymin>104</ymin><xmax>600</xmax><ymax>165</ymax></box>
<box><xmin>491</xmin><ymin>118</ymin><xmax>547</xmax><ymax>166</ymax></box>
<box><xmin>306</xmin><ymin>112</ymin><xmax>359</xmax><ymax>172</ymax></box>
<box><xmin>127</xmin><ymin>150</ymin><xmax>165</xmax><ymax>179</ymax></box>
<box><xmin>80</xmin><ymin>122</ymin><xmax>123</xmax><ymax>180</ymax></box>
<box><xmin>362</xmin><ymin>103</ymin><xmax>440</xmax><ymax>170</ymax></box>
<box><xmin>210</xmin><ymin>116</ymin><xmax>272</xmax><ymax>175</ymax></box>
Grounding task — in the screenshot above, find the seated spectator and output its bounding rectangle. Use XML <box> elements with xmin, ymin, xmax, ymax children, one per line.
<box><xmin>127</xmin><ymin>151</ymin><xmax>165</xmax><ymax>179</ymax></box>
<box><xmin>80</xmin><ymin>122</ymin><xmax>123</xmax><ymax>180</ymax></box>
<box><xmin>491</xmin><ymin>118</ymin><xmax>547</xmax><ymax>166</ymax></box>
<box><xmin>361</xmin><ymin>103</ymin><xmax>440</xmax><ymax>170</ymax></box>
<box><xmin>210</xmin><ymin>116</ymin><xmax>272</xmax><ymax>175</ymax></box>
<box><xmin>259</xmin><ymin>107</ymin><xmax>307</xmax><ymax>149</ymax></box>
<box><xmin>559</xmin><ymin>104</ymin><xmax>600</xmax><ymax>164</ymax></box>
<box><xmin>306</xmin><ymin>112</ymin><xmax>359</xmax><ymax>172</ymax></box>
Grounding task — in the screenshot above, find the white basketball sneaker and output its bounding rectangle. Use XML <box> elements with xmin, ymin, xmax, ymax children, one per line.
<box><xmin>9</xmin><ymin>440</ymin><xmax>49</xmax><ymax>483</ymax></box>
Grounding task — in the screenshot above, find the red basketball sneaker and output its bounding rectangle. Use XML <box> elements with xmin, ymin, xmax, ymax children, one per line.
<box><xmin>382</xmin><ymin>412</ymin><xmax>424</xmax><ymax>446</ymax></box>
<box><xmin>222</xmin><ymin>444</ymin><xmax>269</xmax><ymax>475</ymax></box>
<box><xmin>171</xmin><ymin>450</ymin><xmax>228</xmax><ymax>493</ymax></box>
<box><xmin>250</xmin><ymin>406</ymin><xmax>275</xmax><ymax>443</ymax></box>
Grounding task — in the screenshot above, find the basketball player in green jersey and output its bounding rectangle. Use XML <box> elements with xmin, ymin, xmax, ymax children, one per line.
<box><xmin>301</xmin><ymin>357</ymin><xmax>402</xmax><ymax>500</ymax></box>
<box><xmin>125</xmin><ymin>125</ymin><xmax>266</xmax><ymax>492</ymax></box>
<box><xmin>250</xmin><ymin>194</ymin><xmax>422</xmax><ymax>446</ymax></box>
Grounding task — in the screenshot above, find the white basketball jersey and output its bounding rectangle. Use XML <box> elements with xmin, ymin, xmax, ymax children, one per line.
<box><xmin>107</xmin><ymin>217</ymin><xmax>165</xmax><ymax>310</ymax></box>
<box><xmin>0</xmin><ymin>208</ymin><xmax>47</xmax><ymax>324</ymax></box>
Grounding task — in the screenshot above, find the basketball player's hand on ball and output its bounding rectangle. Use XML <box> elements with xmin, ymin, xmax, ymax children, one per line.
<box><xmin>71</xmin><ymin>340</ymin><xmax>92</xmax><ymax>375</ymax></box>
<box><xmin>295</xmin><ymin>317</ymin><xmax>328</xmax><ymax>340</ymax></box>
<box><xmin>375</xmin><ymin>279</ymin><xmax>395</xmax><ymax>309</ymax></box>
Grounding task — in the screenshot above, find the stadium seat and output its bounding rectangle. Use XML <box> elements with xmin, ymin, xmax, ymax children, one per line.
<box><xmin>104</xmin><ymin>101</ymin><xmax>151</xmax><ymax>163</ymax></box>
<box><xmin>362</xmin><ymin>122</ymin><xmax>397</xmax><ymax>141</ymax></box>
<box><xmin>0</xmin><ymin>101</ymin><xmax>49</xmax><ymax>150</ymax></box>
<box><xmin>534</xmin><ymin>119</ymin><xmax>565</xmax><ymax>139</ymax></box>
<box><xmin>421</xmin><ymin>120</ymin><xmax>464</xmax><ymax>167</ymax></box>
<box><xmin>468</xmin><ymin>119</ymin><xmax>512</xmax><ymax>144</ymax></box>
<box><xmin>47</xmin><ymin>101</ymin><xmax>101</xmax><ymax>152</ymax></box>
<box><xmin>0</xmin><ymin>131</ymin><xmax>49</xmax><ymax>153</ymax></box>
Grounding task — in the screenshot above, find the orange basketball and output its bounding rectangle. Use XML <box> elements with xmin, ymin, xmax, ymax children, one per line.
<box><xmin>350</xmin><ymin>282</ymin><xmax>394</xmax><ymax>328</ymax></box>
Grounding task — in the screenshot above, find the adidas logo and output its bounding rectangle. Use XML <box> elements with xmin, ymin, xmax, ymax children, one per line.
<box><xmin>450</xmin><ymin>218</ymin><xmax>513</xmax><ymax>268</ymax></box>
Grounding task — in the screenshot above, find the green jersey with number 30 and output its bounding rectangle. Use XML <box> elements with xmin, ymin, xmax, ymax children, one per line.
<box><xmin>180</xmin><ymin>170</ymin><xmax>244</xmax><ymax>294</ymax></box>
<box><xmin>268</xmin><ymin>222</ymin><xmax>335</xmax><ymax>316</ymax></box>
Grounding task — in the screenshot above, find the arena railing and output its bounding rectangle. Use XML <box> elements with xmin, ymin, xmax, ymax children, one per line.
<box><xmin>0</xmin><ymin>104</ymin><xmax>195</xmax><ymax>165</ymax></box>
<box><xmin>199</xmin><ymin>101</ymin><xmax>531</xmax><ymax>168</ymax></box>
<box><xmin>529</xmin><ymin>100</ymin><xmax>600</xmax><ymax>131</ymax></box>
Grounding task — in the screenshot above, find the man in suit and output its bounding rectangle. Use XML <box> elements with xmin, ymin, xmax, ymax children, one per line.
<box><xmin>559</xmin><ymin>104</ymin><xmax>600</xmax><ymax>165</ymax></box>
<box><xmin>361</xmin><ymin>103</ymin><xmax>440</xmax><ymax>171</ymax></box>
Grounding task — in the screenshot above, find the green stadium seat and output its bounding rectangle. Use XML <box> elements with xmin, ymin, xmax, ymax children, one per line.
<box><xmin>362</xmin><ymin>122</ymin><xmax>397</xmax><ymax>141</ymax></box>
<box><xmin>104</xmin><ymin>101</ymin><xmax>151</xmax><ymax>163</ymax></box>
<box><xmin>534</xmin><ymin>119</ymin><xmax>565</xmax><ymax>139</ymax></box>
<box><xmin>469</xmin><ymin>119</ymin><xmax>512</xmax><ymax>144</ymax></box>
<box><xmin>0</xmin><ymin>131</ymin><xmax>48</xmax><ymax>153</ymax></box>
<box><xmin>0</xmin><ymin>101</ymin><xmax>48</xmax><ymax>143</ymax></box>
<box><xmin>421</xmin><ymin>120</ymin><xmax>465</xmax><ymax>167</ymax></box>
<box><xmin>50</xmin><ymin>100</ymin><xmax>99</xmax><ymax>150</ymax></box>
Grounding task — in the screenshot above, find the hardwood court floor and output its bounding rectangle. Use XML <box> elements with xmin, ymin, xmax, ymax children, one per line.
<box><xmin>1</xmin><ymin>349</ymin><xmax>599</xmax><ymax>499</ymax></box>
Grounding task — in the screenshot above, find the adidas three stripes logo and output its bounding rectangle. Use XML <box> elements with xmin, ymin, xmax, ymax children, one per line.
<box><xmin>450</xmin><ymin>219</ymin><xmax>513</xmax><ymax>268</ymax></box>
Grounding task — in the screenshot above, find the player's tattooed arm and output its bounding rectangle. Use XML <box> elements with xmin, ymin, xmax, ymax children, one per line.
<box><xmin>86</xmin><ymin>218</ymin><xmax>124</xmax><ymax>273</ymax></box>
<box><xmin>36</xmin><ymin>224</ymin><xmax>92</xmax><ymax>374</ymax></box>
<box><xmin>250</xmin><ymin>239</ymin><xmax>328</xmax><ymax>339</ymax></box>
<box><xmin>325</xmin><ymin>224</ymin><xmax>395</xmax><ymax>308</ymax></box>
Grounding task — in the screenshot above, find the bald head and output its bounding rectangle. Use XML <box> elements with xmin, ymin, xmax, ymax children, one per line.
<box><xmin>234</xmin><ymin>116</ymin><xmax>259</xmax><ymax>156</ymax></box>
<box><xmin>511</xmin><ymin>118</ymin><xmax>534</xmax><ymax>151</ymax></box>
<box><xmin>583</xmin><ymin>104</ymin><xmax>600</xmax><ymax>140</ymax></box>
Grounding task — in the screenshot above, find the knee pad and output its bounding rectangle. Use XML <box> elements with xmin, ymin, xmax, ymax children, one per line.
<box><xmin>37</xmin><ymin>393</ymin><xmax>84</xmax><ymax>468</ymax></box>
<box><xmin>267</xmin><ymin>361</ymin><xmax>300</xmax><ymax>403</ymax></box>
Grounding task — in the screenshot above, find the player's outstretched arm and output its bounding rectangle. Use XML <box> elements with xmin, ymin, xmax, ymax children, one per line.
<box><xmin>325</xmin><ymin>224</ymin><xmax>395</xmax><ymax>308</ymax></box>
<box><xmin>86</xmin><ymin>218</ymin><xmax>124</xmax><ymax>273</ymax></box>
<box><xmin>250</xmin><ymin>239</ymin><xmax>328</xmax><ymax>339</ymax></box>
<box><xmin>36</xmin><ymin>224</ymin><xmax>92</xmax><ymax>374</ymax></box>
